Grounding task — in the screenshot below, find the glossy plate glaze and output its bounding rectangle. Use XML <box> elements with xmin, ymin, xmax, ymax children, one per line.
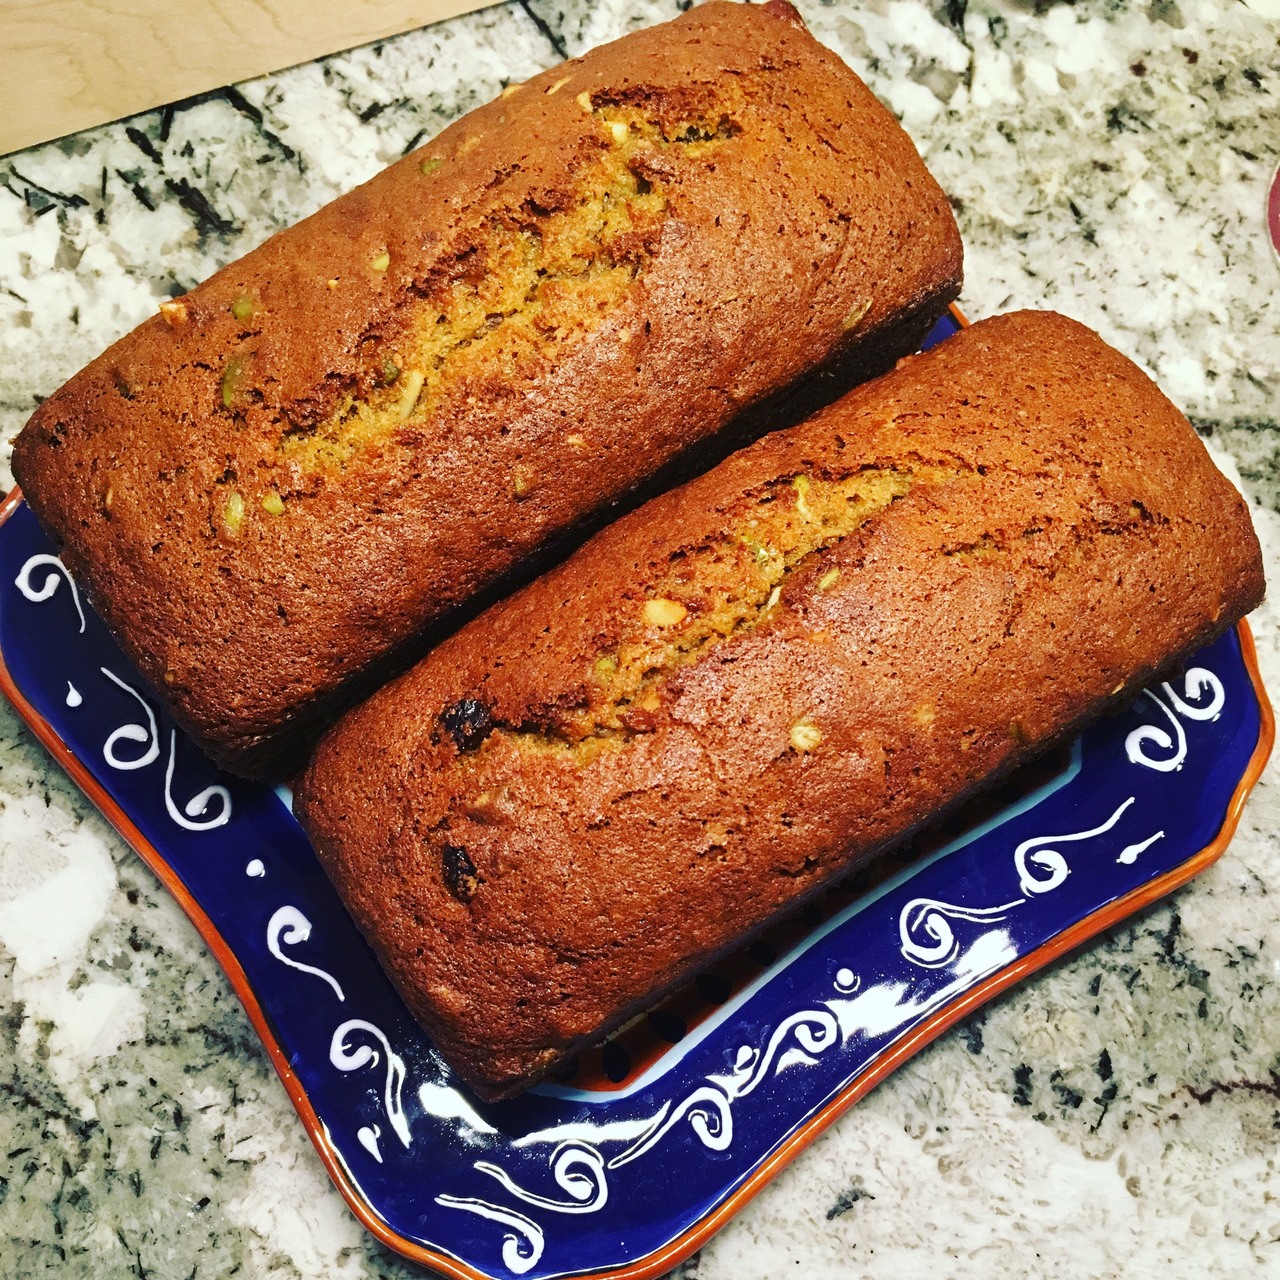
<box><xmin>0</xmin><ymin>310</ymin><xmax>1272</xmax><ymax>1280</ymax></box>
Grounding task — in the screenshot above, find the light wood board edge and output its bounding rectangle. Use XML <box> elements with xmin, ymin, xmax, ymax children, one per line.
<box><xmin>1</xmin><ymin>0</ymin><xmax>502</xmax><ymax>158</ymax></box>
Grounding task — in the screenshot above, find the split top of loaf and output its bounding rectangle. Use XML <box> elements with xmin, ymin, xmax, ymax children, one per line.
<box><xmin>11</xmin><ymin>0</ymin><xmax>961</xmax><ymax>777</ymax></box>
<box><xmin>295</xmin><ymin>310</ymin><xmax>1264</xmax><ymax>1101</ymax></box>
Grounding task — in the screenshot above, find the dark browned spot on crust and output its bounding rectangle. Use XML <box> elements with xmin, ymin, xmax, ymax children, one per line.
<box><xmin>441</xmin><ymin>844</ymin><xmax>481</xmax><ymax>902</ymax></box>
<box><xmin>440</xmin><ymin>698</ymin><xmax>495</xmax><ymax>752</ymax></box>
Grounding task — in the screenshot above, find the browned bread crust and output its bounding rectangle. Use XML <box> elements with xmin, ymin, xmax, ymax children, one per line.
<box><xmin>295</xmin><ymin>311</ymin><xmax>1265</xmax><ymax>1100</ymax></box>
<box><xmin>10</xmin><ymin>0</ymin><xmax>961</xmax><ymax>778</ymax></box>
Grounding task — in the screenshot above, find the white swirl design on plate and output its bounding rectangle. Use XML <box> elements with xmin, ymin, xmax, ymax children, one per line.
<box><xmin>608</xmin><ymin>1085</ymin><xmax>734</xmax><ymax>1169</ymax></box>
<box><xmin>65</xmin><ymin>682</ymin><xmax>82</xmax><ymax>707</ymax></box>
<box><xmin>16</xmin><ymin>553</ymin><xmax>86</xmax><ymax>632</ymax></box>
<box><xmin>1117</xmin><ymin>830</ymin><xmax>1165</xmax><ymax>865</ymax></box>
<box><xmin>330</xmin><ymin>1020</ymin><xmax>411</xmax><ymax>1149</ymax></box>
<box><xmin>100</xmin><ymin>668</ymin><xmax>160</xmax><ymax>770</ymax></box>
<box><xmin>1123</xmin><ymin>666</ymin><xmax>1224</xmax><ymax>774</ymax></box>
<box><xmin>163</xmin><ymin>731</ymin><xmax>232</xmax><ymax>831</ymax></box>
<box><xmin>1162</xmin><ymin>667</ymin><xmax>1225</xmax><ymax>722</ymax></box>
<box><xmin>95</xmin><ymin>674</ymin><xmax>230</xmax><ymax>831</ymax></box>
<box><xmin>477</xmin><ymin>1142</ymin><xmax>608</xmax><ymax>1213</ymax></box>
<box><xmin>898</xmin><ymin>898</ymin><xmax>1025</xmax><ymax>968</ymax></box>
<box><xmin>357</xmin><ymin>1123</ymin><xmax>383</xmax><ymax>1163</ymax></box>
<box><xmin>433</xmin><ymin>1198</ymin><xmax>544</xmax><ymax>1275</ymax></box>
<box><xmin>834</xmin><ymin>967</ymin><xmax>860</xmax><ymax>993</ymax></box>
<box><xmin>1125</xmin><ymin>689</ymin><xmax>1188</xmax><ymax>772</ymax></box>
<box><xmin>267</xmin><ymin>906</ymin><xmax>345</xmax><ymax>1001</ymax></box>
<box><xmin>462</xmin><ymin>996</ymin><xmax>854</xmax><ymax>1271</ymax></box>
<box><xmin>1014</xmin><ymin>796</ymin><xmax>1135</xmax><ymax>895</ymax></box>
<box><xmin>720</xmin><ymin>1008</ymin><xmax>842</xmax><ymax>1099</ymax></box>
<box><xmin>453</xmin><ymin>927</ymin><xmax>1092</xmax><ymax>1270</ymax></box>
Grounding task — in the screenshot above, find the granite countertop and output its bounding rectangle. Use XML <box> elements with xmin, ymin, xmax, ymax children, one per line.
<box><xmin>1</xmin><ymin>1</ymin><xmax>1278</xmax><ymax>1276</ymax></box>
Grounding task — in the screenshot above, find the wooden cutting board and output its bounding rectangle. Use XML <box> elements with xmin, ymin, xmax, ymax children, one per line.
<box><xmin>0</xmin><ymin>0</ymin><xmax>498</xmax><ymax>157</ymax></box>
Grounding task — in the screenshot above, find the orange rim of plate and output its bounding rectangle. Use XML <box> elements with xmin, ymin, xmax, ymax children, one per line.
<box><xmin>1</xmin><ymin>299</ymin><xmax>1272</xmax><ymax>1280</ymax></box>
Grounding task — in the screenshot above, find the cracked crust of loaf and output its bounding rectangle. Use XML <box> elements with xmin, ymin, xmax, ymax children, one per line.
<box><xmin>10</xmin><ymin>0</ymin><xmax>962</xmax><ymax>778</ymax></box>
<box><xmin>295</xmin><ymin>311</ymin><xmax>1265</xmax><ymax>1101</ymax></box>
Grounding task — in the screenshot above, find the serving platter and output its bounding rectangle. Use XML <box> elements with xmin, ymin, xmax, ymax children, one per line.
<box><xmin>0</xmin><ymin>309</ymin><xmax>1271</xmax><ymax>1280</ymax></box>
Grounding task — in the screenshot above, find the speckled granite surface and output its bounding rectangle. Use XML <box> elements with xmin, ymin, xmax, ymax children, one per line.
<box><xmin>1</xmin><ymin>1</ymin><xmax>1278</xmax><ymax>1277</ymax></box>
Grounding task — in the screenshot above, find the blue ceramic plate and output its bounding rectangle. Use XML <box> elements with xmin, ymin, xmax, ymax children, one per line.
<box><xmin>0</xmin><ymin>312</ymin><xmax>1271</xmax><ymax>1280</ymax></box>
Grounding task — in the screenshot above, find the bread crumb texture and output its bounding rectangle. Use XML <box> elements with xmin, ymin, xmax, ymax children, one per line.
<box><xmin>277</xmin><ymin>100</ymin><xmax>740</xmax><ymax>484</ymax></box>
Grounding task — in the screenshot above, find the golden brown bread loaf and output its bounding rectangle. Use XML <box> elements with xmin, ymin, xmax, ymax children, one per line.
<box><xmin>294</xmin><ymin>311</ymin><xmax>1265</xmax><ymax>1101</ymax></box>
<box><xmin>9</xmin><ymin>0</ymin><xmax>961</xmax><ymax>778</ymax></box>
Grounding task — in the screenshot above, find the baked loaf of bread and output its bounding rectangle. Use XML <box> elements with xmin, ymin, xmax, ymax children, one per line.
<box><xmin>10</xmin><ymin>0</ymin><xmax>961</xmax><ymax>778</ymax></box>
<box><xmin>295</xmin><ymin>311</ymin><xmax>1265</xmax><ymax>1100</ymax></box>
